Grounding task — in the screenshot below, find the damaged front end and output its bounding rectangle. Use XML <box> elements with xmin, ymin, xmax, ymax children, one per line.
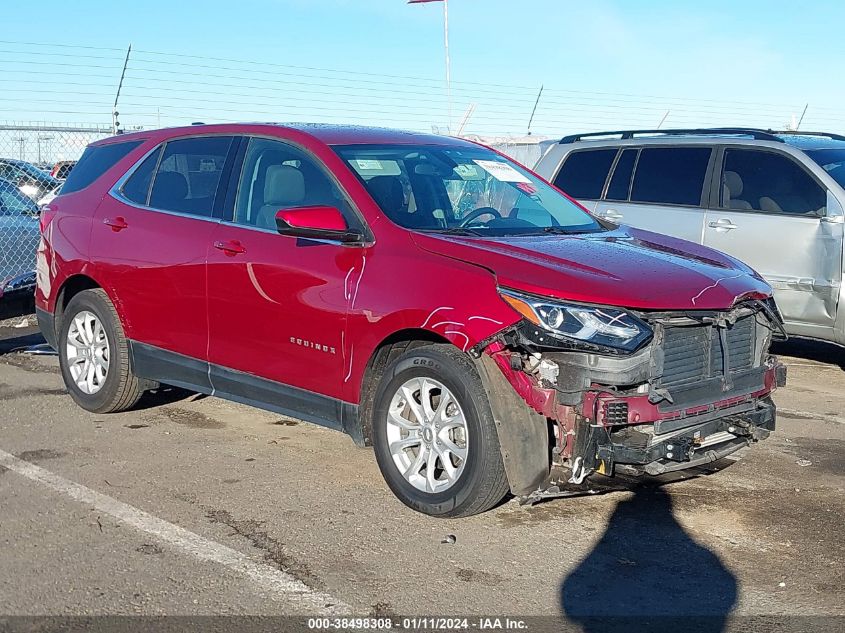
<box><xmin>474</xmin><ymin>290</ymin><xmax>788</xmax><ymax>504</ymax></box>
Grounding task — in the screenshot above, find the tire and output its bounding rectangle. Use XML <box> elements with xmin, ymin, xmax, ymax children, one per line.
<box><xmin>371</xmin><ymin>343</ymin><xmax>509</xmax><ymax>517</ymax></box>
<box><xmin>58</xmin><ymin>288</ymin><xmax>143</xmax><ymax>413</ymax></box>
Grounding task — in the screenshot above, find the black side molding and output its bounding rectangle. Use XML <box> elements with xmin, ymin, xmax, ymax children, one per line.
<box><xmin>129</xmin><ymin>340</ymin><xmax>363</xmax><ymax>445</ymax></box>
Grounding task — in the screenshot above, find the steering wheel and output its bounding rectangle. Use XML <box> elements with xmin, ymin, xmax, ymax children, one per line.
<box><xmin>459</xmin><ymin>206</ymin><xmax>502</xmax><ymax>227</ymax></box>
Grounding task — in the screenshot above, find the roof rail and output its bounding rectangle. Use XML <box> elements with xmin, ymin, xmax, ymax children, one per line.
<box><xmin>559</xmin><ymin>127</ymin><xmax>784</xmax><ymax>144</ymax></box>
<box><xmin>767</xmin><ymin>130</ymin><xmax>845</xmax><ymax>142</ymax></box>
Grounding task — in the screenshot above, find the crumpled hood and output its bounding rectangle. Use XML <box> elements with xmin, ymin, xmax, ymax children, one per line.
<box><xmin>411</xmin><ymin>225</ymin><xmax>772</xmax><ymax>310</ymax></box>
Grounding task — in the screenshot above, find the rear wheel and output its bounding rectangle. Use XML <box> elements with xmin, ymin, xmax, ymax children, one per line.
<box><xmin>58</xmin><ymin>289</ymin><xmax>143</xmax><ymax>413</ymax></box>
<box><xmin>371</xmin><ymin>344</ymin><xmax>509</xmax><ymax>517</ymax></box>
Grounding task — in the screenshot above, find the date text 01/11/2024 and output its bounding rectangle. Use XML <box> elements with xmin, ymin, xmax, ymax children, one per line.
<box><xmin>306</xmin><ymin>617</ymin><xmax>528</xmax><ymax>630</ymax></box>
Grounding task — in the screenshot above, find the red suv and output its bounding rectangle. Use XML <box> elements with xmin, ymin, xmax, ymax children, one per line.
<box><xmin>36</xmin><ymin>124</ymin><xmax>786</xmax><ymax>516</ymax></box>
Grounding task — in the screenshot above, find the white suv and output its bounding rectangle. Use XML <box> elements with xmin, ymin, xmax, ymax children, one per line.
<box><xmin>535</xmin><ymin>128</ymin><xmax>845</xmax><ymax>346</ymax></box>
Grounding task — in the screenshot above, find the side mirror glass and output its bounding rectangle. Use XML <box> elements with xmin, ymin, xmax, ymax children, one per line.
<box><xmin>275</xmin><ymin>206</ymin><xmax>363</xmax><ymax>243</ymax></box>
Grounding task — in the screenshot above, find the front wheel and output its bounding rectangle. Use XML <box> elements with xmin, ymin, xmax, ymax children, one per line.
<box><xmin>371</xmin><ymin>344</ymin><xmax>509</xmax><ymax>517</ymax></box>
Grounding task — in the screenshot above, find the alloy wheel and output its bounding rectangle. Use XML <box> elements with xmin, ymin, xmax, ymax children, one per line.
<box><xmin>386</xmin><ymin>377</ymin><xmax>469</xmax><ymax>493</ymax></box>
<box><xmin>66</xmin><ymin>310</ymin><xmax>110</xmax><ymax>395</ymax></box>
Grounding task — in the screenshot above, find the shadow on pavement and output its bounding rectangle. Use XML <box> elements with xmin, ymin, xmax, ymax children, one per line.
<box><xmin>772</xmin><ymin>337</ymin><xmax>845</xmax><ymax>370</ymax></box>
<box><xmin>133</xmin><ymin>385</ymin><xmax>198</xmax><ymax>410</ymax></box>
<box><xmin>0</xmin><ymin>324</ymin><xmax>199</xmax><ymax>410</ymax></box>
<box><xmin>560</xmin><ymin>485</ymin><xmax>736</xmax><ymax>633</ymax></box>
<box><xmin>0</xmin><ymin>327</ymin><xmax>45</xmax><ymax>355</ymax></box>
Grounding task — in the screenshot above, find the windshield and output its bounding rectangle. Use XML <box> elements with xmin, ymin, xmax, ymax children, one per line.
<box><xmin>807</xmin><ymin>149</ymin><xmax>845</xmax><ymax>188</ymax></box>
<box><xmin>335</xmin><ymin>144</ymin><xmax>603</xmax><ymax>236</ymax></box>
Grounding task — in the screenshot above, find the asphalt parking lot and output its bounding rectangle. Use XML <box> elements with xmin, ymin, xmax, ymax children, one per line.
<box><xmin>0</xmin><ymin>320</ymin><xmax>842</xmax><ymax>625</ymax></box>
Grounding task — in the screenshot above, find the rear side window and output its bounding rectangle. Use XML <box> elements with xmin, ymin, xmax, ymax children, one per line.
<box><xmin>61</xmin><ymin>141</ymin><xmax>142</xmax><ymax>195</ymax></box>
<box><xmin>553</xmin><ymin>149</ymin><xmax>617</xmax><ymax>200</ymax></box>
<box><xmin>121</xmin><ymin>147</ymin><xmax>162</xmax><ymax>206</ymax></box>
<box><xmin>606</xmin><ymin>148</ymin><xmax>638</xmax><ymax>201</ymax></box>
<box><xmin>722</xmin><ymin>149</ymin><xmax>826</xmax><ymax>215</ymax></box>
<box><xmin>630</xmin><ymin>147</ymin><xmax>712</xmax><ymax>206</ymax></box>
<box><xmin>147</xmin><ymin>136</ymin><xmax>234</xmax><ymax>217</ymax></box>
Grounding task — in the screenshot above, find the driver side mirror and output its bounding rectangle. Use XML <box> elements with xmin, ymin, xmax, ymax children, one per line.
<box><xmin>275</xmin><ymin>206</ymin><xmax>363</xmax><ymax>244</ymax></box>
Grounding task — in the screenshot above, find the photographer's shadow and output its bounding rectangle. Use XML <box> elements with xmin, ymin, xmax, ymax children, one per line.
<box><xmin>560</xmin><ymin>485</ymin><xmax>737</xmax><ymax>633</ymax></box>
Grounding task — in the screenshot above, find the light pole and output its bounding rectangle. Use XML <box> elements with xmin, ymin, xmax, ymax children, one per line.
<box><xmin>409</xmin><ymin>0</ymin><xmax>452</xmax><ymax>133</ymax></box>
<box><xmin>37</xmin><ymin>135</ymin><xmax>54</xmax><ymax>165</ymax></box>
<box><xmin>13</xmin><ymin>136</ymin><xmax>26</xmax><ymax>161</ymax></box>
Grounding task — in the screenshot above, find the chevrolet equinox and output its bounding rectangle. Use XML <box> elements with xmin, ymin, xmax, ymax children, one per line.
<box><xmin>36</xmin><ymin>124</ymin><xmax>787</xmax><ymax>516</ymax></box>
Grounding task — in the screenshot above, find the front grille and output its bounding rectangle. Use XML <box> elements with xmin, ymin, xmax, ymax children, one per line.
<box><xmin>659</xmin><ymin>315</ymin><xmax>757</xmax><ymax>388</ymax></box>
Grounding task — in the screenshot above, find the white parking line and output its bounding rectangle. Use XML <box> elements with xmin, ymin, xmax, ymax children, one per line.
<box><xmin>0</xmin><ymin>448</ymin><xmax>350</xmax><ymax>615</ymax></box>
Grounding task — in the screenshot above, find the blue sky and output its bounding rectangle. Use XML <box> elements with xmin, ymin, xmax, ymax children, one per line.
<box><xmin>2</xmin><ymin>0</ymin><xmax>843</xmax><ymax>136</ymax></box>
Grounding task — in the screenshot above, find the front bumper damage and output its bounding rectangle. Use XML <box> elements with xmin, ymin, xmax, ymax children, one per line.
<box><xmin>475</xmin><ymin>301</ymin><xmax>787</xmax><ymax>502</ymax></box>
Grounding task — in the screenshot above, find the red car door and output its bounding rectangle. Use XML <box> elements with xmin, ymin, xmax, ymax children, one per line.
<box><xmin>206</xmin><ymin>136</ymin><xmax>365</xmax><ymax>422</ymax></box>
<box><xmin>91</xmin><ymin>135</ymin><xmax>236</xmax><ymax>387</ymax></box>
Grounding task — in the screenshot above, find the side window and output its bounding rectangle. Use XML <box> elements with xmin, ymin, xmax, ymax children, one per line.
<box><xmin>630</xmin><ymin>147</ymin><xmax>712</xmax><ymax>206</ymax></box>
<box><xmin>721</xmin><ymin>149</ymin><xmax>826</xmax><ymax>215</ymax></box>
<box><xmin>148</xmin><ymin>136</ymin><xmax>233</xmax><ymax>217</ymax></box>
<box><xmin>121</xmin><ymin>146</ymin><xmax>162</xmax><ymax>206</ymax></box>
<box><xmin>552</xmin><ymin>149</ymin><xmax>617</xmax><ymax>200</ymax></box>
<box><xmin>605</xmin><ymin>148</ymin><xmax>638</xmax><ymax>201</ymax></box>
<box><xmin>233</xmin><ymin>137</ymin><xmax>347</xmax><ymax>230</ymax></box>
<box><xmin>61</xmin><ymin>141</ymin><xmax>142</xmax><ymax>194</ymax></box>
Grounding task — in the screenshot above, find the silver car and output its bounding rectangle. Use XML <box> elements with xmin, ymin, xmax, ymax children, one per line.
<box><xmin>535</xmin><ymin>128</ymin><xmax>845</xmax><ymax>345</ymax></box>
<box><xmin>0</xmin><ymin>177</ymin><xmax>40</xmax><ymax>285</ymax></box>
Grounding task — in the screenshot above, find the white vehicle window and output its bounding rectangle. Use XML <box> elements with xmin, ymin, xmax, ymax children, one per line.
<box><xmin>553</xmin><ymin>149</ymin><xmax>617</xmax><ymax>200</ymax></box>
<box><xmin>630</xmin><ymin>147</ymin><xmax>711</xmax><ymax>207</ymax></box>
<box><xmin>722</xmin><ymin>149</ymin><xmax>826</xmax><ymax>216</ymax></box>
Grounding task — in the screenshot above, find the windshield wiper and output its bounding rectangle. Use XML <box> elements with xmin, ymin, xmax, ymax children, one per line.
<box><xmin>428</xmin><ymin>226</ymin><xmax>487</xmax><ymax>237</ymax></box>
<box><xmin>540</xmin><ymin>226</ymin><xmax>587</xmax><ymax>235</ymax></box>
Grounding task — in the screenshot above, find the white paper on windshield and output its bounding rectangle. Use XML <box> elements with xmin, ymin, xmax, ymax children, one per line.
<box><xmin>453</xmin><ymin>164</ymin><xmax>482</xmax><ymax>179</ymax></box>
<box><xmin>473</xmin><ymin>159</ymin><xmax>532</xmax><ymax>183</ymax></box>
<box><xmin>355</xmin><ymin>159</ymin><xmax>383</xmax><ymax>170</ymax></box>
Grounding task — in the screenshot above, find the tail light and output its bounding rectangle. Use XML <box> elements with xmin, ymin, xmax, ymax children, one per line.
<box><xmin>39</xmin><ymin>203</ymin><xmax>58</xmax><ymax>233</ymax></box>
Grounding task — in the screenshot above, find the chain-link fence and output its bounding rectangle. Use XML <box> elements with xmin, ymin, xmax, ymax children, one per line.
<box><xmin>0</xmin><ymin>124</ymin><xmax>111</xmax><ymax>292</ymax></box>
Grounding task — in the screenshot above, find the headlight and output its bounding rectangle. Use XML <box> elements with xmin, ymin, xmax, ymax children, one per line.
<box><xmin>499</xmin><ymin>288</ymin><xmax>652</xmax><ymax>352</ymax></box>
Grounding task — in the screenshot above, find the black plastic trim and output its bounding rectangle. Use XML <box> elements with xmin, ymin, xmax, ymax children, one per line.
<box><xmin>128</xmin><ymin>340</ymin><xmax>363</xmax><ymax>444</ymax></box>
<box><xmin>561</xmin><ymin>128</ymin><xmax>784</xmax><ymax>144</ymax></box>
<box><xmin>130</xmin><ymin>340</ymin><xmax>212</xmax><ymax>393</ymax></box>
<box><xmin>36</xmin><ymin>307</ymin><xmax>57</xmax><ymax>350</ymax></box>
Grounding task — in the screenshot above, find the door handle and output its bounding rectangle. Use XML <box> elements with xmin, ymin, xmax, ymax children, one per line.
<box><xmin>103</xmin><ymin>216</ymin><xmax>128</xmax><ymax>232</ymax></box>
<box><xmin>213</xmin><ymin>239</ymin><xmax>247</xmax><ymax>256</ymax></box>
<box><xmin>602</xmin><ymin>209</ymin><xmax>624</xmax><ymax>221</ymax></box>
<box><xmin>707</xmin><ymin>218</ymin><xmax>738</xmax><ymax>231</ymax></box>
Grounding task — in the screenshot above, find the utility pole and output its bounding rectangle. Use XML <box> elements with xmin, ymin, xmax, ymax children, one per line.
<box><xmin>443</xmin><ymin>0</ymin><xmax>452</xmax><ymax>133</ymax></box>
<box><xmin>37</xmin><ymin>135</ymin><xmax>54</xmax><ymax>164</ymax></box>
<box><xmin>409</xmin><ymin>0</ymin><xmax>452</xmax><ymax>133</ymax></box>
<box><xmin>112</xmin><ymin>44</ymin><xmax>132</xmax><ymax>134</ymax></box>
<box><xmin>13</xmin><ymin>136</ymin><xmax>26</xmax><ymax>160</ymax></box>
<box><xmin>527</xmin><ymin>85</ymin><xmax>544</xmax><ymax>135</ymax></box>
<box><xmin>796</xmin><ymin>104</ymin><xmax>808</xmax><ymax>130</ymax></box>
<box><xmin>456</xmin><ymin>103</ymin><xmax>476</xmax><ymax>135</ymax></box>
